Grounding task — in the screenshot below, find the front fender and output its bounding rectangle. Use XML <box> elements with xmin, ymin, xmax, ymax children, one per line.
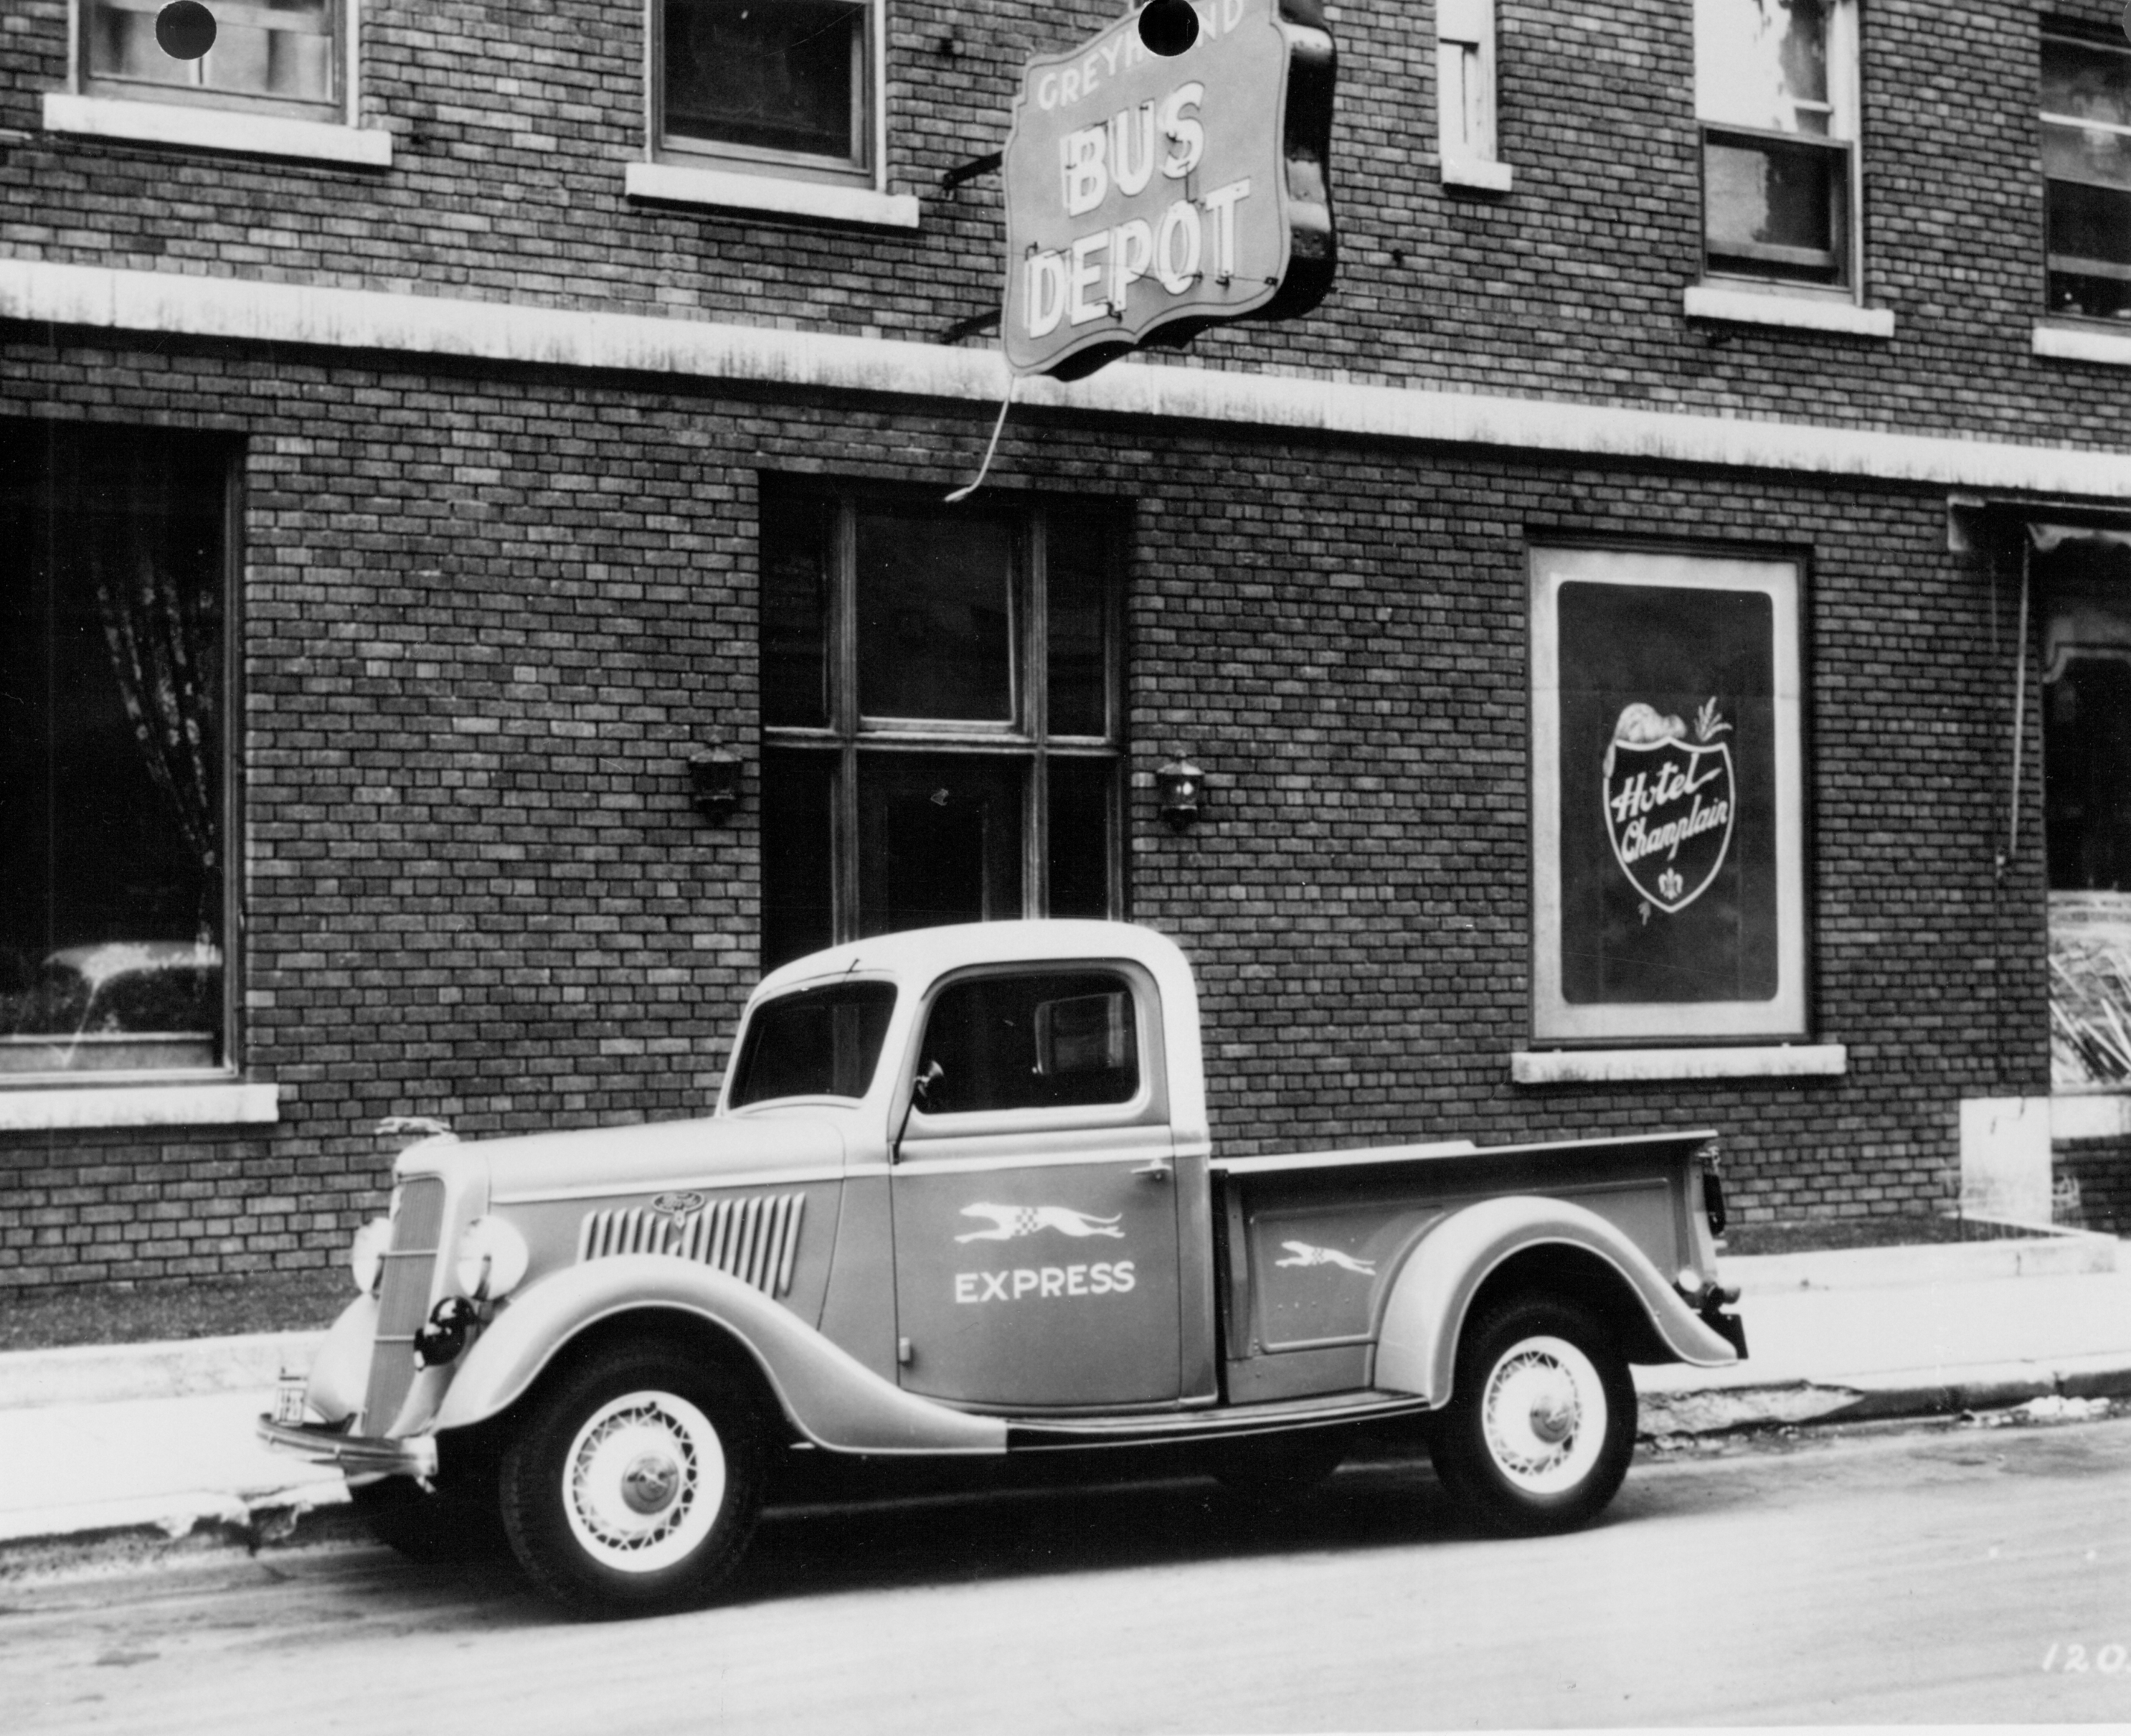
<box><xmin>430</xmin><ymin>1255</ymin><xmax>1007</xmax><ymax>1457</ymax></box>
<box><xmin>305</xmin><ymin>1291</ymin><xmax>378</xmax><ymax>1424</ymax></box>
<box><xmin>1374</xmin><ymin>1194</ymin><xmax>1737</xmax><ymax>1403</ymax></box>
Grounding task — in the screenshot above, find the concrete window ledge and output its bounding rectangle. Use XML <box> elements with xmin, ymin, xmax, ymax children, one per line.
<box><xmin>0</xmin><ymin>1081</ymin><xmax>280</xmax><ymax>1131</ymax></box>
<box><xmin>42</xmin><ymin>95</ymin><xmax>392</xmax><ymax>168</ymax></box>
<box><xmin>1683</xmin><ymin>284</ymin><xmax>1895</xmax><ymax>339</ymax></box>
<box><xmin>1441</xmin><ymin>158</ymin><xmax>1513</xmax><ymax>192</ymax></box>
<box><xmin>625</xmin><ymin>161</ymin><xmax>919</xmax><ymax>229</ymax></box>
<box><xmin>1513</xmin><ymin>1044</ymin><xmax>1848</xmax><ymax>1085</ymax></box>
<box><xmin>2033</xmin><ymin>323</ymin><xmax>2131</xmax><ymax>369</ymax></box>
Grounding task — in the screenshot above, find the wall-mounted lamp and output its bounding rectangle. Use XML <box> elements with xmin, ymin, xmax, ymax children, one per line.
<box><xmin>1156</xmin><ymin>754</ymin><xmax>1205</xmax><ymax>831</ymax></box>
<box><xmin>689</xmin><ymin>737</ymin><xmax>743</xmax><ymax>822</ymax></box>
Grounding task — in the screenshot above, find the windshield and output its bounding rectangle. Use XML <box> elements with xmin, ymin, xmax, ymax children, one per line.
<box><xmin>727</xmin><ymin>980</ymin><xmax>897</xmax><ymax>1107</ymax></box>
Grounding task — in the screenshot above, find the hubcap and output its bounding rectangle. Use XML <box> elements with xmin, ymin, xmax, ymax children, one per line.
<box><xmin>620</xmin><ymin>1452</ymin><xmax>681</xmax><ymax>1515</ymax></box>
<box><xmin>562</xmin><ymin>1390</ymin><xmax>727</xmax><ymax>1574</ymax></box>
<box><xmin>1480</xmin><ymin>1334</ymin><xmax>1607</xmax><ymax>1495</ymax></box>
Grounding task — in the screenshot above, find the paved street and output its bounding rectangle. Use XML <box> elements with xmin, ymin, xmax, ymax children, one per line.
<box><xmin>6</xmin><ymin>1416</ymin><xmax>2131</xmax><ymax>1733</ymax></box>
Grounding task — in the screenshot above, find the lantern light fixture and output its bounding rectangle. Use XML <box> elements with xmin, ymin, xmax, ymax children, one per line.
<box><xmin>1156</xmin><ymin>754</ymin><xmax>1205</xmax><ymax>830</ymax></box>
<box><xmin>689</xmin><ymin>736</ymin><xmax>743</xmax><ymax>821</ymax></box>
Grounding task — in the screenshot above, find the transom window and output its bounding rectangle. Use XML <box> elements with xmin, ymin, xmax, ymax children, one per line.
<box><xmin>2043</xmin><ymin>30</ymin><xmax>2131</xmax><ymax>322</ymax></box>
<box><xmin>1695</xmin><ymin>0</ymin><xmax>1859</xmax><ymax>290</ymax></box>
<box><xmin>760</xmin><ymin>486</ymin><xmax>1124</xmax><ymax>971</ymax></box>
<box><xmin>80</xmin><ymin>0</ymin><xmax>342</xmax><ymax>118</ymax></box>
<box><xmin>657</xmin><ymin>0</ymin><xmax>877</xmax><ymax>184</ymax></box>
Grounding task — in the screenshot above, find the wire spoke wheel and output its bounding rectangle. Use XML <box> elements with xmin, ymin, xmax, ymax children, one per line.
<box><xmin>1478</xmin><ymin>1336</ymin><xmax>1605</xmax><ymax>1494</ymax></box>
<box><xmin>501</xmin><ymin>1346</ymin><xmax>765</xmax><ymax>1617</ymax></box>
<box><xmin>1430</xmin><ymin>1294</ymin><xmax>1635</xmax><ymax>1536</ymax></box>
<box><xmin>562</xmin><ymin>1391</ymin><xmax>724</xmax><ymax>1574</ymax></box>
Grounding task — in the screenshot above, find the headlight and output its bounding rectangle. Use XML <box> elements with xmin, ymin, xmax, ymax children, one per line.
<box><xmin>454</xmin><ymin>1216</ymin><xmax>529</xmax><ymax>1301</ymax></box>
<box><xmin>349</xmin><ymin>1217</ymin><xmax>392</xmax><ymax>1296</ymax></box>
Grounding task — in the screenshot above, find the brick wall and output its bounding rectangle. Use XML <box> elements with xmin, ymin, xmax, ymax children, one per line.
<box><xmin>1</xmin><ymin>1</ymin><xmax>2127</xmax><ymax>448</ymax></box>
<box><xmin>2058</xmin><ymin>1138</ymin><xmax>2131</xmax><ymax>1233</ymax></box>
<box><xmin>0</xmin><ymin>326</ymin><xmax>2056</xmax><ymax>1286</ymax></box>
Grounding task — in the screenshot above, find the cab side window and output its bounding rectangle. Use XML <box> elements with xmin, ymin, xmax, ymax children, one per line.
<box><xmin>916</xmin><ymin>971</ymin><xmax>1138</xmax><ymax>1115</ymax></box>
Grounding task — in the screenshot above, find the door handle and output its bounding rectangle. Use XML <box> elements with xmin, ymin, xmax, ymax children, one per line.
<box><xmin>1133</xmin><ymin>1158</ymin><xmax>1173</xmax><ymax>1183</ymax></box>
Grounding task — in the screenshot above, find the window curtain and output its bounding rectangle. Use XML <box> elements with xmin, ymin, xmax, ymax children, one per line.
<box><xmin>90</xmin><ymin>533</ymin><xmax>219</xmax><ymax>943</ymax></box>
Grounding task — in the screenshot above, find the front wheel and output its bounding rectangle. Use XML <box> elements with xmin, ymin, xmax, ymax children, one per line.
<box><xmin>499</xmin><ymin>1346</ymin><xmax>766</xmax><ymax>1617</ymax></box>
<box><xmin>1427</xmin><ymin>1294</ymin><xmax>1635</xmax><ymax>1536</ymax></box>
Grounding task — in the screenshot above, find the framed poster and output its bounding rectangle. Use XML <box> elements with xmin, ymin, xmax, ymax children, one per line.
<box><xmin>1531</xmin><ymin>546</ymin><xmax>1807</xmax><ymax>1044</ymax></box>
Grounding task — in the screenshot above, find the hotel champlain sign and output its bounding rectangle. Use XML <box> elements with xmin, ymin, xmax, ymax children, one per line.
<box><xmin>1001</xmin><ymin>0</ymin><xmax>1337</xmax><ymax>379</ymax></box>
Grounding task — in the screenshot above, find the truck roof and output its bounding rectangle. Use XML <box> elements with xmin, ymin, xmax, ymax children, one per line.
<box><xmin>750</xmin><ymin>920</ymin><xmax>1196</xmax><ymax>1002</ymax></box>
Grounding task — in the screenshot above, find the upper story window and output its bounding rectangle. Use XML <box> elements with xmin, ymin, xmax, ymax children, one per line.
<box><xmin>81</xmin><ymin>0</ymin><xmax>341</xmax><ymax>119</ymax></box>
<box><xmin>1695</xmin><ymin>0</ymin><xmax>1859</xmax><ymax>291</ymax></box>
<box><xmin>2043</xmin><ymin>29</ymin><xmax>2131</xmax><ymax>323</ymax></box>
<box><xmin>656</xmin><ymin>0</ymin><xmax>877</xmax><ymax>185</ymax></box>
<box><xmin>1437</xmin><ymin>0</ymin><xmax>1511</xmax><ymax>191</ymax></box>
<box><xmin>759</xmin><ymin>486</ymin><xmax>1125</xmax><ymax>972</ymax></box>
<box><xmin>0</xmin><ymin>423</ymin><xmax>233</xmax><ymax>1081</ymax></box>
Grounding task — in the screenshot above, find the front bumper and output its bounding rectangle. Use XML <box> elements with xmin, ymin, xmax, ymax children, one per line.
<box><xmin>255</xmin><ymin>1415</ymin><xmax>439</xmax><ymax>1480</ymax></box>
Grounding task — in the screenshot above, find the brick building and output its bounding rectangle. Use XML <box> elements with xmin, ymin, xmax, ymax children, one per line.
<box><xmin>3</xmin><ymin>0</ymin><xmax>2130</xmax><ymax>1293</ymax></box>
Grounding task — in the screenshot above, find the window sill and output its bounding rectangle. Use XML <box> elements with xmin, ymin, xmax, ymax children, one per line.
<box><xmin>1512</xmin><ymin>1044</ymin><xmax>1848</xmax><ymax>1085</ymax></box>
<box><xmin>0</xmin><ymin>1080</ymin><xmax>280</xmax><ymax>1131</ymax></box>
<box><xmin>625</xmin><ymin>161</ymin><xmax>919</xmax><ymax>229</ymax></box>
<box><xmin>42</xmin><ymin>94</ymin><xmax>392</xmax><ymax>167</ymax></box>
<box><xmin>2033</xmin><ymin>321</ymin><xmax>2131</xmax><ymax>368</ymax></box>
<box><xmin>1440</xmin><ymin>157</ymin><xmax>1512</xmax><ymax>192</ymax></box>
<box><xmin>1683</xmin><ymin>283</ymin><xmax>1894</xmax><ymax>339</ymax></box>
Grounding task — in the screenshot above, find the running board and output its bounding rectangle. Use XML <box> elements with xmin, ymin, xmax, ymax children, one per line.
<box><xmin>1004</xmin><ymin>1390</ymin><xmax>1434</xmax><ymax>1451</ymax></box>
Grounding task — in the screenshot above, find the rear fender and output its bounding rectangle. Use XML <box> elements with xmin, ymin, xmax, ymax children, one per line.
<box><xmin>429</xmin><ymin>1255</ymin><xmax>1006</xmax><ymax>1456</ymax></box>
<box><xmin>1374</xmin><ymin>1194</ymin><xmax>1737</xmax><ymax>1403</ymax></box>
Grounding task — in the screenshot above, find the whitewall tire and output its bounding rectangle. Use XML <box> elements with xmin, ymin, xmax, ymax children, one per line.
<box><xmin>501</xmin><ymin>1346</ymin><xmax>765</xmax><ymax>1616</ymax></box>
<box><xmin>1428</xmin><ymin>1294</ymin><xmax>1636</xmax><ymax>1535</ymax></box>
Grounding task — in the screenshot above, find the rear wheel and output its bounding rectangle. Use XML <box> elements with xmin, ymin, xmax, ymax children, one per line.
<box><xmin>1428</xmin><ymin>1294</ymin><xmax>1635</xmax><ymax>1536</ymax></box>
<box><xmin>500</xmin><ymin>1346</ymin><xmax>766</xmax><ymax>1617</ymax></box>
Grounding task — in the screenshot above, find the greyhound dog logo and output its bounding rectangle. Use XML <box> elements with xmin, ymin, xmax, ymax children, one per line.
<box><xmin>955</xmin><ymin>1203</ymin><xmax>1126</xmax><ymax>1242</ymax></box>
<box><xmin>1275</xmin><ymin>1240</ymin><xmax>1376</xmax><ymax>1275</ymax></box>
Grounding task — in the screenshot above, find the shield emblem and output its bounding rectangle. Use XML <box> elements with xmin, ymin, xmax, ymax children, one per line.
<box><xmin>1602</xmin><ymin>701</ymin><xmax>1737</xmax><ymax>915</ymax></box>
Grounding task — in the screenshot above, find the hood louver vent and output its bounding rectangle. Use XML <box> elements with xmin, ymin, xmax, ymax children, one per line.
<box><xmin>577</xmin><ymin>1192</ymin><xmax>805</xmax><ymax>1298</ymax></box>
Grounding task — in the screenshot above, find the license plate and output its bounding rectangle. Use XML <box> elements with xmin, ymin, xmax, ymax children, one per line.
<box><xmin>273</xmin><ymin>1372</ymin><xmax>308</xmax><ymax>1427</ymax></box>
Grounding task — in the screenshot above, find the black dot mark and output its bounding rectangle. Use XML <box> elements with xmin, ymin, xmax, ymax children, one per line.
<box><xmin>156</xmin><ymin>1</ymin><xmax>217</xmax><ymax>62</ymax></box>
<box><xmin>1138</xmin><ymin>0</ymin><xmax>1199</xmax><ymax>59</ymax></box>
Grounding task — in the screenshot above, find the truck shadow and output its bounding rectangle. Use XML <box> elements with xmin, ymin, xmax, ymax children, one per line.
<box><xmin>729</xmin><ymin>1450</ymin><xmax>1474</xmax><ymax>1606</ymax></box>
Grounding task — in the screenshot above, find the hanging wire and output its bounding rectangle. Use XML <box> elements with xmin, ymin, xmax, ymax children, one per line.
<box><xmin>945</xmin><ymin>374</ymin><xmax>1018</xmax><ymax>504</ymax></box>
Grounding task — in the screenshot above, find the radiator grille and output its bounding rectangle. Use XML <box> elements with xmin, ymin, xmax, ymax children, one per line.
<box><xmin>362</xmin><ymin>1177</ymin><xmax>446</xmax><ymax>1435</ymax></box>
<box><xmin>578</xmin><ymin>1192</ymin><xmax>805</xmax><ymax>1298</ymax></box>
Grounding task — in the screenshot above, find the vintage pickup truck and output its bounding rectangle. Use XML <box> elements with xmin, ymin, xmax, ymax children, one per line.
<box><xmin>260</xmin><ymin>919</ymin><xmax>1745</xmax><ymax>1615</ymax></box>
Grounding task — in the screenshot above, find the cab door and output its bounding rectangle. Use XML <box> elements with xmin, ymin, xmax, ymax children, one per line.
<box><xmin>889</xmin><ymin>963</ymin><xmax>1182</xmax><ymax>1410</ymax></box>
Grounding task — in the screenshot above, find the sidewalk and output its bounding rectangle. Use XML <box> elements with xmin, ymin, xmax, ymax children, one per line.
<box><xmin>1</xmin><ymin>1230</ymin><xmax>2125</xmax><ymax>1570</ymax></box>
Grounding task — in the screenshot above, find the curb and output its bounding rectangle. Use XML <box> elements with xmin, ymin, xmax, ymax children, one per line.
<box><xmin>0</xmin><ymin>1493</ymin><xmax>366</xmax><ymax>1586</ymax></box>
<box><xmin>1637</xmin><ymin>1358</ymin><xmax>2131</xmax><ymax>1436</ymax></box>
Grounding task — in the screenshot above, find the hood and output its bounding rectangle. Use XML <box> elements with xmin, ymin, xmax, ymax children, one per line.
<box><xmin>394</xmin><ymin>1112</ymin><xmax>847</xmax><ymax>1202</ymax></box>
